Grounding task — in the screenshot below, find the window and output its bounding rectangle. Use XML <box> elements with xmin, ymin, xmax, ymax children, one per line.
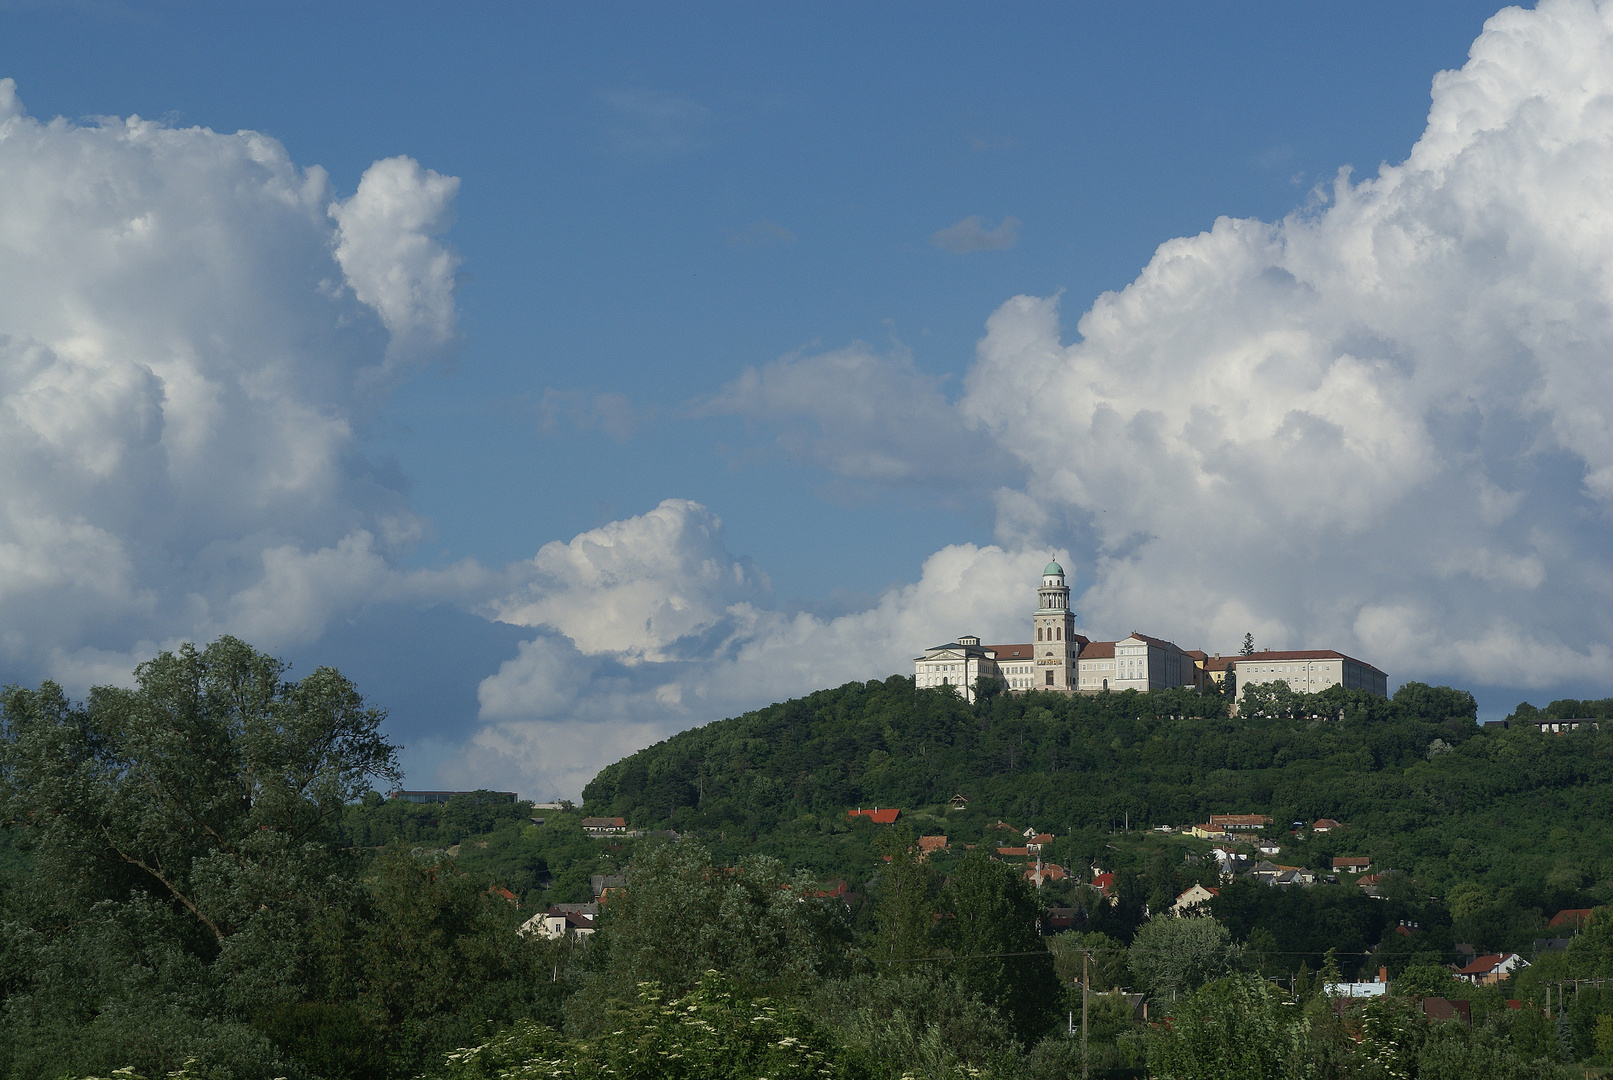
<box><xmin>1055</xmin><ymin>626</ymin><xmax>1062</xmax><ymax>641</ymax></box>
<box><xmin>1046</xmin><ymin>670</ymin><xmax>1054</xmax><ymax>686</ymax></box>
<box><xmin>1037</xmin><ymin>627</ymin><xmax>1043</xmax><ymax>641</ymax></box>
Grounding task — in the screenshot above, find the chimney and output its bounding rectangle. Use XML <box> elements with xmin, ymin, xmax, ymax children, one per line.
<box><xmin>1377</xmin><ymin>966</ymin><xmax>1388</xmax><ymax>984</ymax></box>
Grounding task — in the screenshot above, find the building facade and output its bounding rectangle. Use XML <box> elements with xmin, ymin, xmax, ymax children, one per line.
<box><xmin>915</xmin><ymin>560</ymin><xmax>1388</xmax><ymax>701</ymax></box>
<box><xmin>1218</xmin><ymin>650</ymin><xmax>1388</xmax><ymax>701</ymax></box>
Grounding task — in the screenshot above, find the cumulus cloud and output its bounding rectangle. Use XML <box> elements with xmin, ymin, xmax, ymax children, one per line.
<box><xmin>955</xmin><ymin>0</ymin><xmax>1613</xmax><ymax>686</ymax></box>
<box><xmin>0</xmin><ymin>79</ymin><xmax>463</xmax><ymax>687</ymax></box>
<box><xmin>461</xmin><ymin>504</ymin><xmax>1050</xmax><ymax>798</ymax></box>
<box><xmin>486</xmin><ymin>499</ymin><xmax>769</xmax><ymax>663</ymax></box>
<box><xmin>931</xmin><ymin>214</ymin><xmax>1021</xmax><ymax>253</ymax></box>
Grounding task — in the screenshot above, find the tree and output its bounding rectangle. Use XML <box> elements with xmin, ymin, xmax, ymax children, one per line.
<box><xmin>565</xmin><ymin>840</ymin><xmax>850</xmax><ymax>1033</ymax></box>
<box><xmin>1146</xmin><ymin>976</ymin><xmax>1309</xmax><ymax>1080</ymax></box>
<box><xmin>944</xmin><ymin>849</ymin><xmax>1062</xmax><ymax>1045</ymax></box>
<box><xmin>872</xmin><ymin>824</ymin><xmax>939</xmax><ymax>966</ymax></box>
<box><xmin>0</xmin><ymin>637</ymin><xmax>397</xmax><ymax>965</ymax></box>
<box><xmin>424</xmin><ymin>972</ymin><xmax>850</xmax><ymax>1080</ymax></box>
<box><xmin>1128</xmin><ymin>914</ymin><xmax>1241</xmax><ymax>1003</ymax></box>
<box><xmin>1241</xmin><ymin>633</ymin><xmax>1256</xmax><ymax>657</ymax></box>
<box><xmin>0</xmin><ymin>637</ymin><xmax>401</xmax><ymax>1077</ymax></box>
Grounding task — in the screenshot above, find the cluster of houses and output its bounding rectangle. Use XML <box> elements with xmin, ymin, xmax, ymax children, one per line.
<box><xmin>851</xmin><ymin>806</ymin><xmax>1070</xmax><ymax>886</ymax></box>
<box><xmin>520</xmin><ymin>799</ymin><xmax>1598</xmax><ymax>1003</ymax></box>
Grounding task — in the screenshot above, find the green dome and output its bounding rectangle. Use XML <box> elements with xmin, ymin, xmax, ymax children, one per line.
<box><xmin>1043</xmin><ymin>560</ymin><xmax>1064</xmax><ymax>576</ymax></box>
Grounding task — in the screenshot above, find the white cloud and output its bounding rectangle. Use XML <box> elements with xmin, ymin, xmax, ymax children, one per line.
<box><xmin>931</xmin><ymin>214</ymin><xmax>1020</xmax><ymax>253</ymax></box>
<box><xmin>0</xmin><ymin>79</ymin><xmax>462</xmax><ymax>688</ymax></box>
<box><xmin>464</xmin><ymin>523</ymin><xmax>1050</xmax><ymax>799</ymax></box>
<box><xmin>486</xmin><ymin>499</ymin><xmax>768</xmax><ymax>663</ymax></box>
<box><xmin>329</xmin><ymin>156</ymin><xmax>461</xmax><ymax>386</ymax></box>
<box><xmin>952</xmin><ymin>0</ymin><xmax>1613</xmax><ymax>687</ymax></box>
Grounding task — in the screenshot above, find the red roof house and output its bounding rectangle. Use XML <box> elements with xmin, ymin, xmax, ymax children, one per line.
<box><xmin>1549</xmin><ymin>908</ymin><xmax>1596</xmax><ymax>930</ymax></box>
<box><xmin>917</xmin><ymin>835</ymin><xmax>949</xmax><ymax>854</ymax></box>
<box><xmin>848</xmin><ymin>807</ymin><xmax>901</xmax><ymax>824</ymax></box>
<box><xmin>1456</xmin><ymin>953</ymin><xmax>1528</xmax><ymax>985</ymax></box>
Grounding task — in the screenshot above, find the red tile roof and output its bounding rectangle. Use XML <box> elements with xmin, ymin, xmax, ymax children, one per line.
<box><xmin>1549</xmin><ymin>908</ymin><xmax>1596</xmax><ymax>929</ymax></box>
<box><xmin>1081</xmin><ymin>641</ymin><xmax>1116</xmax><ymax>659</ymax></box>
<box><xmin>1092</xmin><ymin>871</ymin><xmax>1115</xmax><ymax>895</ymax></box>
<box><xmin>1457</xmin><ymin>953</ymin><xmax>1515</xmax><ymax>976</ymax></box>
<box><xmin>1313</xmin><ymin>819</ymin><xmax>1344</xmax><ymax>829</ymax></box>
<box><xmin>1029</xmin><ymin>833</ymin><xmax>1055</xmax><ymax>845</ymax></box>
<box><xmin>1333</xmin><ymin>856</ymin><xmax>1371</xmax><ymax>870</ymax></box>
<box><xmin>848</xmin><ymin>807</ymin><xmax>900</xmax><ymax>824</ymax></box>
<box><xmin>985</xmin><ymin>643</ymin><xmax>1035</xmax><ymax>661</ymax></box>
<box><xmin>996</xmin><ymin>846</ymin><xmax>1030</xmax><ymax>857</ymax></box>
<box><xmin>917</xmin><ymin>835</ymin><xmax>949</xmax><ymax>852</ymax></box>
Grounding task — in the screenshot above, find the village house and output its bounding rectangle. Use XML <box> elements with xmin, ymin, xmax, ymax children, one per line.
<box><xmin>1333</xmin><ymin>856</ymin><xmax>1372</xmax><ymax>873</ymax></box>
<box><xmin>1456</xmin><ymin>953</ymin><xmax>1528</xmax><ymax>985</ymax></box>
<box><xmin>1210</xmin><ymin>814</ymin><xmax>1274</xmax><ymax>831</ymax></box>
<box><xmin>519</xmin><ymin>903</ymin><xmax>598</xmax><ymax>941</ymax></box>
<box><xmin>847</xmin><ymin>807</ymin><xmax>901</xmax><ymax>824</ymax></box>
<box><xmin>1171</xmin><ymin>883</ymin><xmax>1219</xmax><ymax>915</ymax></box>
<box><xmin>1024</xmin><ymin>861</ymin><xmax>1068</xmax><ymax>888</ymax></box>
<box><xmin>1312</xmin><ymin>818</ymin><xmax>1345</xmax><ymax>833</ymax></box>
<box><xmin>1549</xmin><ymin>908</ymin><xmax>1596</xmax><ymax>931</ymax></box>
<box><xmin>581</xmin><ymin>816</ymin><xmax>627</xmax><ymax>837</ymax></box>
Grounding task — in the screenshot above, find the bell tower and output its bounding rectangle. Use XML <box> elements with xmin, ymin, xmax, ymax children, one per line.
<box><xmin>1033</xmin><ymin>560</ymin><xmax>1078</xmax><ymax>690</ymax></box>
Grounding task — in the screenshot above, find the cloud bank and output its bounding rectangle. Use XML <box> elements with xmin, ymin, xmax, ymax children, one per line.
<box><xmin>956</xmin><ymin>0</ymin><xmax>1613</xmax><ymax>686</ymax></box>
<box><xmin>0</xmin><ymin>79</ymin><xmax>464</xmax><ymax>686</ymax></box>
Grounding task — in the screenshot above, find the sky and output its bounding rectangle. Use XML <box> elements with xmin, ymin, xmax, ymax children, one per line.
<box><xmin>1</xmin><ymin>0</ymin><xmax>1610</xmax><ymax>799</ymax></box>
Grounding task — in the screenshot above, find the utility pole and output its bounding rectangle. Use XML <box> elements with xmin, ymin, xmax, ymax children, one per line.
<box><xmin>1082</xmin><ymin>951</ymin><xmax>1090</xmax><ymax>1080</ymax></box>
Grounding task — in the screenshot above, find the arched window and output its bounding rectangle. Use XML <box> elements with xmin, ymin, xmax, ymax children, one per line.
<box><xmin>1055</xmin><ymin>626</ymin><xmax>1062</xmax><ymax>641</ymax></box>
<box><xmin>1036</xmin><ymin>627</ymin><xmax>1042</xmax><ymax>641</ymax></box>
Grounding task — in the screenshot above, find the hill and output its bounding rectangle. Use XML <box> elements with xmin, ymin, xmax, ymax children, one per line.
<box><xmin>581</xmin><ymin>677</ymin><xmax>1613</xmax><ymax>949</ymax></box>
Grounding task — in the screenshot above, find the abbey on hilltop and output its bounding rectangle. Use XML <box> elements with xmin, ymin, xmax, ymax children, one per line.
<box><xmin>913</xmin><ymin>560</ymin><xmax>1387</xmax><ymax>703</ymax></box>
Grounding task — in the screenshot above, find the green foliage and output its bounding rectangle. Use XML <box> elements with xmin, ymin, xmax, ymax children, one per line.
<box><xmin>807</xmin><ymin>972</ymin><xmax>1013</xmax><ymax>1079</ymax></box>
<box><xmin>423</xmin><ymin>972</ymin><xmax>854</xmax><ymax>1080</ymax></box>
<box><xmin>0</xmin><ymin>638</ymin><xmax>556</xmax><ymax>1080</ymax></box>
<box><xmin>1128</xmin><ymin>915</ymin><xmax>1241</xmax><ymax>1003</ymax></box>
<box><xmin>1394</xmin><ymin>963</ymin><xmax>1467</xmax><ymax>1001</ymax></box>
<box><xmin>944</xmin><ymin>849</ymin><xmax>1062</xmax><ymax>1045</ymax></box>
<box><xmin>580</xmin><ymin>676</ymin><xmax>1613</xmax><ymax>958</ymax></box>
<box><xmin>1146</xmin><ymin>976</ymin><xmax>1308</xmax><ymax>1080</ymax></box>
<box><xmin>871</xmin><ymin>825</ymin><xmax>940</xmax><ymax>964</ymax></box>
<box><xmin>564</xmin><ymin>839</ymin><xmax>852</xmax><ymax>1034</ymax></box>
<box><xmin>1046</xmin><ymin>930</ymin><xmax>1129</xmax><ymax>992</ymax></box>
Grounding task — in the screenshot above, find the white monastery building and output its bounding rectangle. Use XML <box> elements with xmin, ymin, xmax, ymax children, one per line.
<box><xmin>914</xmin><ymin>560</ymin><xmax>1386</xmax><ymax>703</ymax></box>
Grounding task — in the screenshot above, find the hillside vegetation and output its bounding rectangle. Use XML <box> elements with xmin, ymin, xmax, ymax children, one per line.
<box><xmin>584</xmin><ymin>677</ymin><xmax>1613</xmax><ymax>944</ymax></box>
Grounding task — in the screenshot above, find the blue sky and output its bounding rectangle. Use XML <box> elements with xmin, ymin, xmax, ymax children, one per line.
<box><xmin>1</xmin><ymin>1</ymin><xmax>1609</xmax><ymax>798</ymax></box>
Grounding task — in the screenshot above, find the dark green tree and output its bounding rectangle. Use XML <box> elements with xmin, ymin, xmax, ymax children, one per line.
<box><xmin>944</xmin><ymin>849</ymin><xmax>1061</xmax><ymax>1045</ymax></box>
<box><xmin>0</xmin><ymin>637</ymin><xmax>402</xmax><ymax>1078</ymax></box>
<box><xmin>1241</xmin><ymin>633</ymin><xmax>1256</xmax><ymax>656</ymax></box>
<box><xmin>872</xmin><ymin>824</ymin><xmax>939</xmax><ymax>965</ymax></box>
<box><xmin>565</xmin><ymin>839</ymin><xmax>850</xmax><ymax>1034</ymax></box>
